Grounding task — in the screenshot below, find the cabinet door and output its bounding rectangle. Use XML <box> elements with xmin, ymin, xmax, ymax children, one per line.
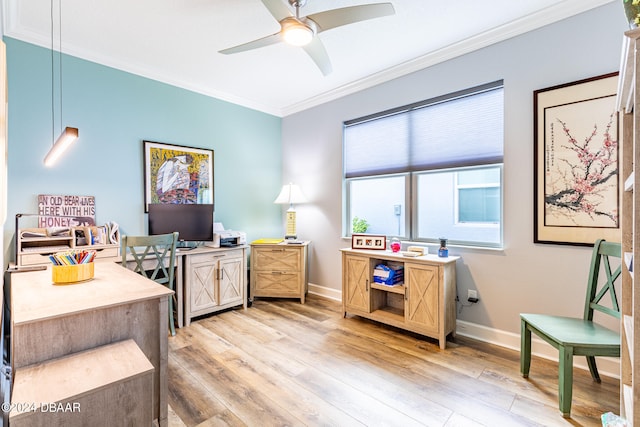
<box><xmin>219</xmin><ymin>256</ymin><xmax>244</xmax><ymax>306</ymax></box>
<box><xmin>189</xmin><ymin>257</ymin><xmax>218</xmax><ymax>313</ymax></box>
<box><xmin>404</xmin><ymin>263</ymin><xmax>439</xmax><ymax>333</ymax></box>
<box><xmin>343</xmin><ymin>255</ymin><xmax>370</xmax><ymax>312</ymax></box>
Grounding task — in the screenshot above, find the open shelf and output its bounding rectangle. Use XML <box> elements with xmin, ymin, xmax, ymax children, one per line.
<box><xmin>371</xmin><ymin>307</ymin><xmax>404</xmax><ymax>322</ymax></box>
<box><xmin>371</xmin><ymin>282</ymin><xmax>405</xmax><ymax>294</ymax></box>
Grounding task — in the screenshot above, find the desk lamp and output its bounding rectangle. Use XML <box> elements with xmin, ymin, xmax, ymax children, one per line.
<box><xmin>274</xmin><ymin>183</ymin><xmax>307</xmax><ymax>240</ymax></box>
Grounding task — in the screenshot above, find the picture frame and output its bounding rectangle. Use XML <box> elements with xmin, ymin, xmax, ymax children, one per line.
<box><xmin>351</xmin><ymin>234</ymin><xmax>386</xmax><ymax>250</ymax></box>
<box><xmin>533</xmin><ymin>72</ymin><xmax>620</xmax><ymax>246</ymax></box>
<box><xmin>143</xmin><ymin>140</ymin><xmax>214</xmax><ymax>212</ymax></box>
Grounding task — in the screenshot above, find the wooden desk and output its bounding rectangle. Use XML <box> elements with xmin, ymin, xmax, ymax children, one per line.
<box><xmin>10</xmin><ymin>262</ymin><xmax>173</xmax><ymax>426</ymax></box>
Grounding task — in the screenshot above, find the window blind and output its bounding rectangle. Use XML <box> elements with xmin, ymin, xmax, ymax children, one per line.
<box><xmin>344</xmin><ymin>82</ymin><xmax>504</xmax><ymax>179</ymax></box>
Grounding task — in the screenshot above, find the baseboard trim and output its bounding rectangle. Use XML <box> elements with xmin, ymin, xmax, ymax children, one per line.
<box><xmin>308</xmin><ymin>282</ymin><xmax>341</xmax><ymax>302</ymax></box>
<box><xmin>306</xmin><ymin>284</ymin><xmax>620</xmax><ymax>378</ymax></box>
<box><xmin>456</xmin><ymin>319</ymin><xmax>620</xmax><ymax>379</ymax></box>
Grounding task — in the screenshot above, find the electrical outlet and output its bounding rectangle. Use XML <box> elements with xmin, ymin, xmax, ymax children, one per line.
<box><xmin>467</xmin><ymin>289</ymin><xmax>479</xmax><ymax>303</ymax></box>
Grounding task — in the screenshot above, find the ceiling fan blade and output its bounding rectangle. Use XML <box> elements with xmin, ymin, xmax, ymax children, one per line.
<box><xmin>303</xmin><ymin>37</ymin><xmax>333</xmax><ymax>76</ymax></box>
<box><xmin>219</xmin><ymin>33</ymin><xmax>282</xmax><ymax>55</ymax></box>
<box><xmin>260</xmin><ymin>0</ymin><xmax>293</xmax><ymax>21</ymax></box>
<box><xmin>306</xmin><ymin>3</ymin><xmax>395</xmax><ymax>32</ymax></box>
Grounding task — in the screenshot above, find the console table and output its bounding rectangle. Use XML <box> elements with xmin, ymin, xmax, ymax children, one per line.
<box><xmin>341</xmin><ymin>248</ymin><xmax>458</xmax><ymax>349</ymax></box>
<box><xmin>9</xmin><ymin>261</ymin><xmax>172</xmax><ymax>426</ymax></box>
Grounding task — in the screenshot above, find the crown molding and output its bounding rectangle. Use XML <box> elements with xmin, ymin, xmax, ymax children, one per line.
<box><xmin>280</xmin><ymin>0</ymin><xmax>616</xmax><ymax>116</ymax></box>
<box><xmin>2</xmin><ymin>0</ymin><xmax>616</xmax><ymax>118</ymax></box>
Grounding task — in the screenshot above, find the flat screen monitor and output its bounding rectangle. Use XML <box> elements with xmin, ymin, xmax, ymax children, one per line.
<box><xmin>148</xmin><ymin>203</ymin><xmax>214</xmax><ymax>244</ymax></box>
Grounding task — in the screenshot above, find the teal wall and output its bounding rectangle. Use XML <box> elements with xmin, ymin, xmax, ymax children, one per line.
<box><xmin>3</xmin><ymin>37</ymin><xmax>283</xmax><ymax>263</ymax></box>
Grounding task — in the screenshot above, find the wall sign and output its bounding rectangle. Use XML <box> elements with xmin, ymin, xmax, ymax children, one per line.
<box><xmin>37</xmin><ymin>194</ymin><xmax>96</xmax><ymax>227</ymax></box>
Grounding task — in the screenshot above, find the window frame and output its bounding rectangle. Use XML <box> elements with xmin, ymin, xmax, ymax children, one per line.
<box><xmin>343</xmin><ymin>81</ymin><xmax>504</xmax><ymax>249</ymax></box>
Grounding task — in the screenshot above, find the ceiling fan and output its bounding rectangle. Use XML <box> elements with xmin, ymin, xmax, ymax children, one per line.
<box><xmin>218</xmin><ymin>0</ymin><xmax>395</xmax><ymax>76</ymax></box>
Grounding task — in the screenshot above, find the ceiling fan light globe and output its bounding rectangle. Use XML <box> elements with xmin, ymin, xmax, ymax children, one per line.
<box><xmin>281</xmin><ymin>17</ymin><xmax>315</xmax><ymax>46</ymax></box>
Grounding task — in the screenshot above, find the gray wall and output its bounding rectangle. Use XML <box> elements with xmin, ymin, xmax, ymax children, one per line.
<box><xmin>283</xmin><ymin>2</ymin><xmax>628</xmax><ymax>335</ymax></box>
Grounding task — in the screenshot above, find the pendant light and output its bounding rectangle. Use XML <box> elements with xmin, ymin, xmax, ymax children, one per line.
<box><xmin>43</xmin><ymin>0</ymin><xmax>78</xmax><ymax>167</ymax></box>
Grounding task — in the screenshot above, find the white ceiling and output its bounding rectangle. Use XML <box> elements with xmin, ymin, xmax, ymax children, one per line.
<box><xmin>2</xmin><ymin>0</ymin><xmax>615</xmax><ymax>117</ymax></box>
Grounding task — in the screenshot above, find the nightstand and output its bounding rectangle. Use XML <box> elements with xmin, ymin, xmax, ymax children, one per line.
<box><xmin>250</xmin><ymin>241</ymin><xmax>310</xmax><ymax>303</ymax></box>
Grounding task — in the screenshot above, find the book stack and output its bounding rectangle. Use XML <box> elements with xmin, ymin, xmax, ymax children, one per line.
<box><xmin>373</xmin><ymin>262</ymin><xmax>404</xmax><ymax>286</ymax></box>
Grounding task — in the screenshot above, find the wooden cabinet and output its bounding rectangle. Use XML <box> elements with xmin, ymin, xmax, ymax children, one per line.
<box><xmin>250</xmin><ymin>242</ymin><xmax>309</xmax><ymax>303</ymax></box>
<box><xmin>341</xmin><ymin>248</ymin><xmax>458</xmax><ymax>349</ymax></box>
<box><xmin>618</xmin><ymin>27</ymin><xmax>640</xmax><ymax>426</ymax></box>
<box><xmin>183</xmin><ymin>247</ymin><xmax>246</xmax><ymax>326</ymax></box>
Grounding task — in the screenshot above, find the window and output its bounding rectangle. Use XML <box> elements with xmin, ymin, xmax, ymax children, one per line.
<box><xmin>456</xmin><ymin>167</ymin><xmax>501</xmax><ymax>224</ymax></box>
<box><xmin>344</xmin><ymin>81</ymin><xmax>504</xmax><ymax>248</ymax></box>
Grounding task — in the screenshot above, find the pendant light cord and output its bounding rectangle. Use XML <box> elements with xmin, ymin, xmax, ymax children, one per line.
<box><xmin>59</xmin><ymin>0</ymin><xmax>63</xmax><ymax>133</ymax></box>
<box><xmin>50</xmin><ymin>0</ymin><xmax>63</xmax><ymax>146</ymax></box>
<box><xmin>50</xmin><ymin>0</ymin><xmax>54</xmax><ymax>146</ymax></box>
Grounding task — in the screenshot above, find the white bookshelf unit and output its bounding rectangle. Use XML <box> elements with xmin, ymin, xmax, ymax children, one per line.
<box><xmin>618</xmin><ymin>27</ymin><xmax>640</xmax><ymax>426</ymax></box>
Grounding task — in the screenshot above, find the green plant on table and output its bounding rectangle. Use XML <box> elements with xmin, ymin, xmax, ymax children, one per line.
<box><xmin>352</xmin><ymin>216</ymin><xmax>369</xmax><ymax>233</ymax></box>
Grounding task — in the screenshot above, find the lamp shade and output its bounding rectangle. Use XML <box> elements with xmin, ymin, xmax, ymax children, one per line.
<box><xmin>274</xmin><ymin>183</ymin><xmax>307</xmax><ymax>205</ymax></box>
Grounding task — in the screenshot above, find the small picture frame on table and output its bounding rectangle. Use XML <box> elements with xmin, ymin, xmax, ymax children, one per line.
<box><xmin>351</xmin><ymin>234</ymin><xmax>386</xmax><ymax>250</ymax></box>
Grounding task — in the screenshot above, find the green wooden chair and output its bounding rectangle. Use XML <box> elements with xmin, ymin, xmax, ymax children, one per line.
<box><xmin>520</xmin><ymin>239</ymin><xmax>621</xmax><ymax>417</ymax></box>
<box><xmin>121</xmin><ymin>232</ymin><xmax>179</xmax><ymax>336</ymax></box>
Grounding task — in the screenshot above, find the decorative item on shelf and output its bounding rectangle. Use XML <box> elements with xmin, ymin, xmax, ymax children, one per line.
<box><xmin>406</xmin><ymin>245</ymin><xmax>425</xmax><ymax>255</ymax></box>
<box><xmin>373</xmin><ymin>262</ymin><xmax>404</xmax><ymax>286</ymax></box>
<box><xmin>274</xmin><ymin>182</ymin><xmax>307</xmax><ymax>240</ymax></box>
<box><xmin>390</xmin><ymin>237</ymin><xmax>401</xmax><ymax>253</ymax></box>
<box><xmin>352</xmin><ymin>216</ymin><xmax>369</xmax><ymax>233</ymax></box>
<box><xmin>351</xmin><ymin>233</ymin><xmax>386</xmax><ymax>250</ymax></box>
<box><xmin>43</xmin><ymin>0</ymin><xmax>79</xmax><ymax>167</ymax></box>
<box><xmin>623</xmin><ymin>0</ymin><xmax>640</xmax><ymax>29</ymax></box>
<box><xmin>50</xmin><ymin>249</ymin><xmax>96</xmax><ymax>284</ymax></box>
<box><xmin>438</xmin><ymin>237</ymin><xmax>448</xmax><ymax>258</ymax></box>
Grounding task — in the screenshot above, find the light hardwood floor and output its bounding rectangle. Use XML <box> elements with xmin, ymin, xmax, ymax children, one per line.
<box><xmin>167</xmin><ymin>295</ymin><xmax>619</xmax><ymax>427</ymax></box>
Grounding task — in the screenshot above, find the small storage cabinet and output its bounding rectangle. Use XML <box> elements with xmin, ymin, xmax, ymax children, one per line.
<box><xmin>184</xmin><ymin>247</ymin><xmax>246</xmax><ymax>326</ymax></box>
<box><xmin>341</xmin><ymin>248</ymin><xmax>458</xmax><ymax>349</ymax></box>
<box><xmin>251</xmin><ymin>241</ymin><xmax>309</xmax><ymax>303</ymax></box>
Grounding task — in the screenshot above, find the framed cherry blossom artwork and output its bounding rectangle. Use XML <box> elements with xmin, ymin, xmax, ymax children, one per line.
<box><xmin>534</xmin><ymin>72</ymin><xmax>620</xmax><ymax>246</ymax></box>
